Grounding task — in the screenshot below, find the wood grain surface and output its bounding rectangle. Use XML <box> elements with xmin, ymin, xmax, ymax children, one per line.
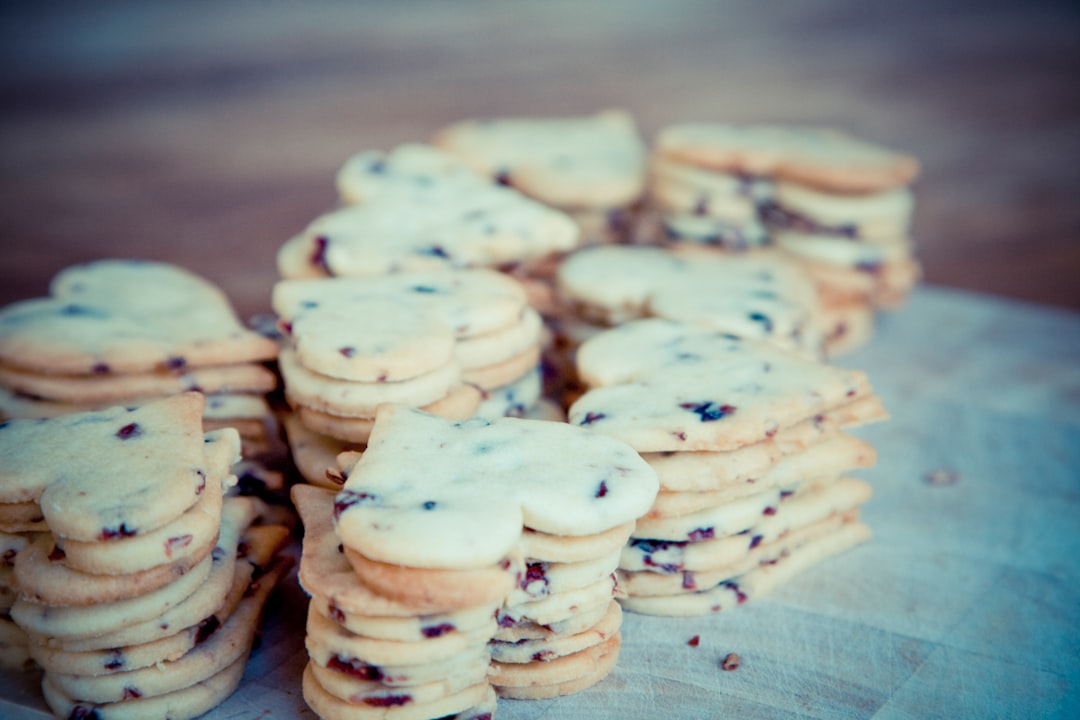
<box><xmin>2</xmin><ymin>0</ymin><xmax>1079</xmax><ymax>316</ymax></box>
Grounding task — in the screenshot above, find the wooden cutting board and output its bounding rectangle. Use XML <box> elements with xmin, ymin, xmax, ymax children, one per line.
<box><xmin>2</xmin><ymin>286</ymin><xmax>1078</xmax><ymax>719</ymax></box>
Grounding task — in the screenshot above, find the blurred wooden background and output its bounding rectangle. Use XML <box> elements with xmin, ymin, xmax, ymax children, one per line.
<box><xmin>1</xmin><ymin>0</ymin><xmax>1078</xmax><ymax>319</ymax></box>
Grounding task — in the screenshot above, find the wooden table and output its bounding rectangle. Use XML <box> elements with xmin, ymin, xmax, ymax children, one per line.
<box><xmin>2</xmin><ymin>285</ymin><xmax>1078</xmax><ymax>718</ymax></box>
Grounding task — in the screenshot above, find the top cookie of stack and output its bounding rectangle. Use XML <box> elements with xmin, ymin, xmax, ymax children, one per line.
<box><xmin>279</xmin><ymin>142</ymin><xmax>578</xmax><ymax>301</ymax></box>
<box><xmin>0</xmin><ymin>260</ymin><xmax>280</xmax><ymax>456</ymax></box>
<box><xmin>652</xmin><ymin>125</ymin><xmax>920</xmax><ymax>355</ymax></box>
<box><xmin>433</xmin><ymin>109</ymin><xmax>649</xmax><ymax>248</ymax></box>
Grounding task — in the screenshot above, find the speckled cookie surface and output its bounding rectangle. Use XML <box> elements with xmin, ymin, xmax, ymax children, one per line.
<box><xmin>0</xmin><ymin>392</ymin><xmax>212</xmax><ymax>540</ymax></box>
<box><xmin>333</xmin><ymin>405</ymin><xmax>658</xmax><ymax>569</ymax></box>
<box><xmin>656</xmin><ymin>124</ymin><xmax>919</xmax><ymax>194</ymax></box>
<box><xmin>273</xmin><ymin>270</ymin><xmax>530</xmax><ymax>383</ymax></box>
<box><xmin>433</xmin><ymin>109</ymin><xmax>648</xmax><ymax>209</ymax></box>
<box><xmin>569</xmin><ymin>319</ymin><xmax>879</xmax><ymax>452</ymax></box>
<box><xmin>0</xmin><ymin>259</ymin><xmax>277</xmax><ymax>375</ymax></box>
<box><xmin>558</xmin><ymin>245</ymin><xmax>822</xmax><ymax>356</ymax></box>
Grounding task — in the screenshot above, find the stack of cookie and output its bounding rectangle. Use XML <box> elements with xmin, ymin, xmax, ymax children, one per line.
<box><xmin>433</xmin><ymin>110</ymin><xmax>649</xmax><ymax>247</ymax></box>
<box><xmin>0</xmin><ymin>259</ymin><xmax>280</xmax><ymax>456</ymax></box>
<box><xmin>278</xmin><ymin>142</ymin><xmax>580</xmax><ymax>317</ymax></box>
<box><xmin>568</xmin><ymin>319</ymin><xmax>886</xmax><ymax>616</ymax></box>
<box><xmin>298</xmin><ymin>404</ymin><xmax>657</xmax><ymax>713</ymax></box>
<box><xmin>647</xmin><ymin>150</ymin><xmax>771</xmax><ymax>251</ymax></box>
<box><xmin>653</xmin><ymin>124</ymin><xmax>920</xmax><ymax>355</ymax></box>
<box><xmin>548</xmin><ymin>244</ymin><xmax>825</xmax><ymax>408</ymax></box>
<box><xmin>273</xmin><ymin>270</ymin><xmax>546</xmax><ymax>475</ymax></box>
<box><xmin>0</xmin><ymin>531</ymin><xmax>31</xmax><ymax>669</ymax></box>
<box><xmin>0</xmin><ymin>393</ymin><xmax>291</xmax><ymax>717</ymax></box>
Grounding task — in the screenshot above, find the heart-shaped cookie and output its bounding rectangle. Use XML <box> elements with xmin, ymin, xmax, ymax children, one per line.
<box><xmin>0</xmin><ymin>259</ymin><xmax>278</xmax><ymax>375</ymax></box>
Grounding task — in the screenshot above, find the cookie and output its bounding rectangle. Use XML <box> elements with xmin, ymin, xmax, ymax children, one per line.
<box><xmin>768</xmin><ymin>182</ymin><xmax>914</xmax><ymax>241</ymax></box>
<box><xmin>657</xmin><ymin>212</ymin><xmax>769</xmax><ymax>251</ymax></box>
<box><xmin>621</xmin><ymin>479</ymin><xmax>871</xmax><ymax>578</ymax></box>
<box><xmin>342</xmin><ymin>547</ymin><xmax>521</xmax><ymax>613</ymax></box>
<box><xmin>656</xmin><ymin>124</ymin><xmax>919</xmax><ymax>194</ymax></box>
<box><xmin>645</xmin><ymin>432</ymin><xmax>875</xmax><ymax>516</ymax></box>
<box><xmin>619</xmin><ymin>519</ymin><xmax>870</xmax><ymax>616</ymax></box>
<box><xmin>308</xmin><ymin>656</ymin><xmax>490</xmax><ymax>710</ymax></box>
<box><xmin>475</xmin><ymin>368</ymin><xmax>542</xmax><ymax>420</ymax></box>
<box><xmin>0</xmin><ymin>392</ymin><xmax>214</xmax><ymax>540</ymax></box>
<box><xmin>15</xmin><ymin>498</ymin><xmax>255</xmax><ymax>645</ymax></box>
<box><xmin>306</xmin><ymin>604</ymin><xmax>496</xmax><ymax>670</ymax></box>
<box><xmin>294</xmin><ymin>485</ymin><xmax>502</xmax><ymax>641</ymax></box>
<box><xmin>433</xmin><ymin>109</ymin><xmax>648</xmax><ymax>210</ymax></box>
<box><xmin>498</xmin><ymin>574</ymin><xmax>619</xmax><ymax>629</ymax></box>
<box><xmin>282</xmin><ymin>413</ymin><xmax>359</xmax><ymax>489</ymax></box>
<box><xmin>43</xmin><ymin>556</ymin><xmax>288</xmax><ymax>705</ymax></box>
<box><xmin>0</xmin><ymin>614</ymin><xmax>33</xmax><ymax>670</ymax></box>
<box><xmin>489</xmin><ymin>632</ymin><xmax>621</xmax><ymax>699</ymax></box>
<box><xmin>518</xmin><ymin>521</ymin><xmax>635</xmax><ymax>564</ymax></box>
<box><xmin>280</xmin><ymin>349</ymin><xmax>462</xmax><ymax>417</ymax></box>
<box><xmin>274</xmin><ymin>269</ymin><xmax>529</xmax><ymax>383</ymax></box>
<box><xmin>302</xmin><ymin>663</ymin><xmax>496</xmax><ymax>720</ymax></box>
<box><xmin>620</xmin><ymin>509</ymin><xmax>850</xmax><ymax>597</ymax></box>
<box><xmin>489</xmin><ymin>597</ymin><xmax>622</xmax><ymax>664</ymax></box>
<box><xmin>42</xmin><ymin>652</ymin><xmax>249</xmax><ymax>720</ymax></box>
<box><xmin>333</xmin><ymin>405</ymin><xmax>658</xmax><ymax>569</ymax></box>
<box><xmin>0</xmin><ymin>361</ymin><xmax>276</xmax><ymax>405</ymax></box>
<box><xmin>336</xmin><ymin>142</ymin><xmax>489</xmax><ymax>205</ymax></box>
<box><xmin>0</xmin><ymin>259</ymin><xmax>278</xmax><ymax>376</ymax></box>
<box><xmin>504</xmin><ymin>551</ymin><xmax>622</xmax><ymax>607</ymax></box>
<box><xmin>569</xmin><ymin>319</ymin><xmax>882</xmax><ymax>452</ymax></box>
<box><xmin>557</xmin><ymin>245</ymin><xmax>822</xmax><ymax>357</ymax></box>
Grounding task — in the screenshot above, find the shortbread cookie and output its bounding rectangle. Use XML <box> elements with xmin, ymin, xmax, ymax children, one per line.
<box><xmin>282</xmin><ymin>413</ymin><xmax>358</xmax><ymax>488</ymax></box>
<box><xmin>619</xmin><ymin>520</ymin><xmax>870</xmax><ymax>615</ymax></box>
<box><xmin>558</xmin><ymin>245</ymin><xmax>822</xmax><ymax>356</ymax></box>
<box><xmin>518</xmin><ymin>521</ymin><xmax>634</xmax><ymax>564</ymax></box>
<box><xmin>493</xmin><ymin>597</ymin><xmax>613</xmax><ymax>643</ymax></box>
<box><xmin>0</xmin><ymin>393</ymin><xmax>214</xmax><ymax>540</ymax></box>
<box><xmin>570</xmin><ymin>319</ymin><xmax>883</xmax><ymax>452</ymax></box>
<box><xmin>294</xmin><ymin>485</ymin><xmax>502</xmax><ymax>641</ymax></box>
<box><xmin>475</xmin><ymin>368</ymin><xmax>542</xmax><ymax>419</ymax></box>
<box><xmin>336</xmin><ymin>142</ymin><xmax>489</xmax><ymax>205</ymax></box>
<box><xmin>768</xmin><ymin>182</ymin><xmax>914</xmax><ymax>241</ymax></box>
<box><xmin>505</xmin><ymin>551</ymin><xmax>622</xmax><ymax>607</ymax></box>
<box><xmin>303</xmin><ymin>663</ymin><xmax>496</xmax><ymax>720</ymax></box>
<box><xmin>658</xmin><ymin>212</ymin><xmax>769</xmax><ymax>250</ymax></box>
<box><xmin>343</xmin><ymin>547</ymin><xmax>521</xmax><ymax>613</ymax></box>
<box><xmin>42</xmin><ymin>652</ymin><xmax>249</xmax><ymax>720</ymax></box>
<box><xmin>280</xmin><ymin>349</ymin><xmax>462</xmax><ymax>417</ymax></box>
<box><xmin>0</xmin><ymin>259</ymin><xmax>278</xmax><ymax>376</ymax></box>
<box><xmin>489</xmin><ymin>598</ymin><xmax>621</xmax><ymax>664</ymax></box>
<box><xmin>15</xmin><ymin>498</ymin><xmax>254</xmax><ymax>644</ymax></box>
<box><xmin>274</xmin><ymin>270</ymin><xmax>529</xmax><ymax>383</ymax></box>
<box><xmin>44</xmin><ymin>556</ymin><xmax>287</xmax><ymax>704</ymax></box>
<box><xmin>333</xmin><ymin>405</ymin><xmax>658</xmax><ymax>569</ymax></box>
<box><xmin>433</xmin><ymin>110</ymin><xmax>648</xmax><ymax>210</ymax></box>
<box><xmin>656</xmin><ymin>124</ymin><xmax>919</xmax><ymax>194</ymax></box>
<box><xmin>459</xmin><ymin>344</ymin><xmax>541</xmax><ymax>391</ymax></box>
<box><xmin>279</xmin><ymin>188</ymin><xmax>578</xmax><ymax>281</ymax></box>
<box><xmin>646</xmin><ymin>433</ymin><xmax>875</xmax><ymax>514</ymax></box>
<box><xmin>0</xmin><ymin>360</ymin><xmax>276</xmax><ymax>404</ymax></box>
<box><xmin>309</xmin><ymin>656</ymin><xmax>490</xmax><ymax>710</ymax></box>
<box><xmin>306</xmin><ymin>605</ymin><xmax>496</xmax><ymax>670</ymax></box>
<box><xmin>490</xmin><ymin>632</ymin><xmax>621</xmax><ymax>699</ymax></box>
<box><xmin>294</xmin><ymin>382</ymin><xmax>483</xmax><ymax>444</ymax></box>
<box><xmin>620</xmin><ymin>478</ymin><xmax>873</xmax><ymax>575</ymax></box>
<box><xmin>498</xmin><ymin>574</ymin><xmax>619</xmax><ymax>629</ymax></box>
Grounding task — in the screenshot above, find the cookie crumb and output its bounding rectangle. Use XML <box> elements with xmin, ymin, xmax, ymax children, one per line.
<box><xmin>721</xmin><ymin>652</ymin><xmax>741</xmax><ymax>671</ymax></box>
<box><xmin>687</xmin><ymin>635</ymin><xmax>700</xmax><ymax>647</ymax></box>
<box><xmin>925</xmin><ymin>469</ymin><xmax>960</xmax><ymax>486</ymax></box>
